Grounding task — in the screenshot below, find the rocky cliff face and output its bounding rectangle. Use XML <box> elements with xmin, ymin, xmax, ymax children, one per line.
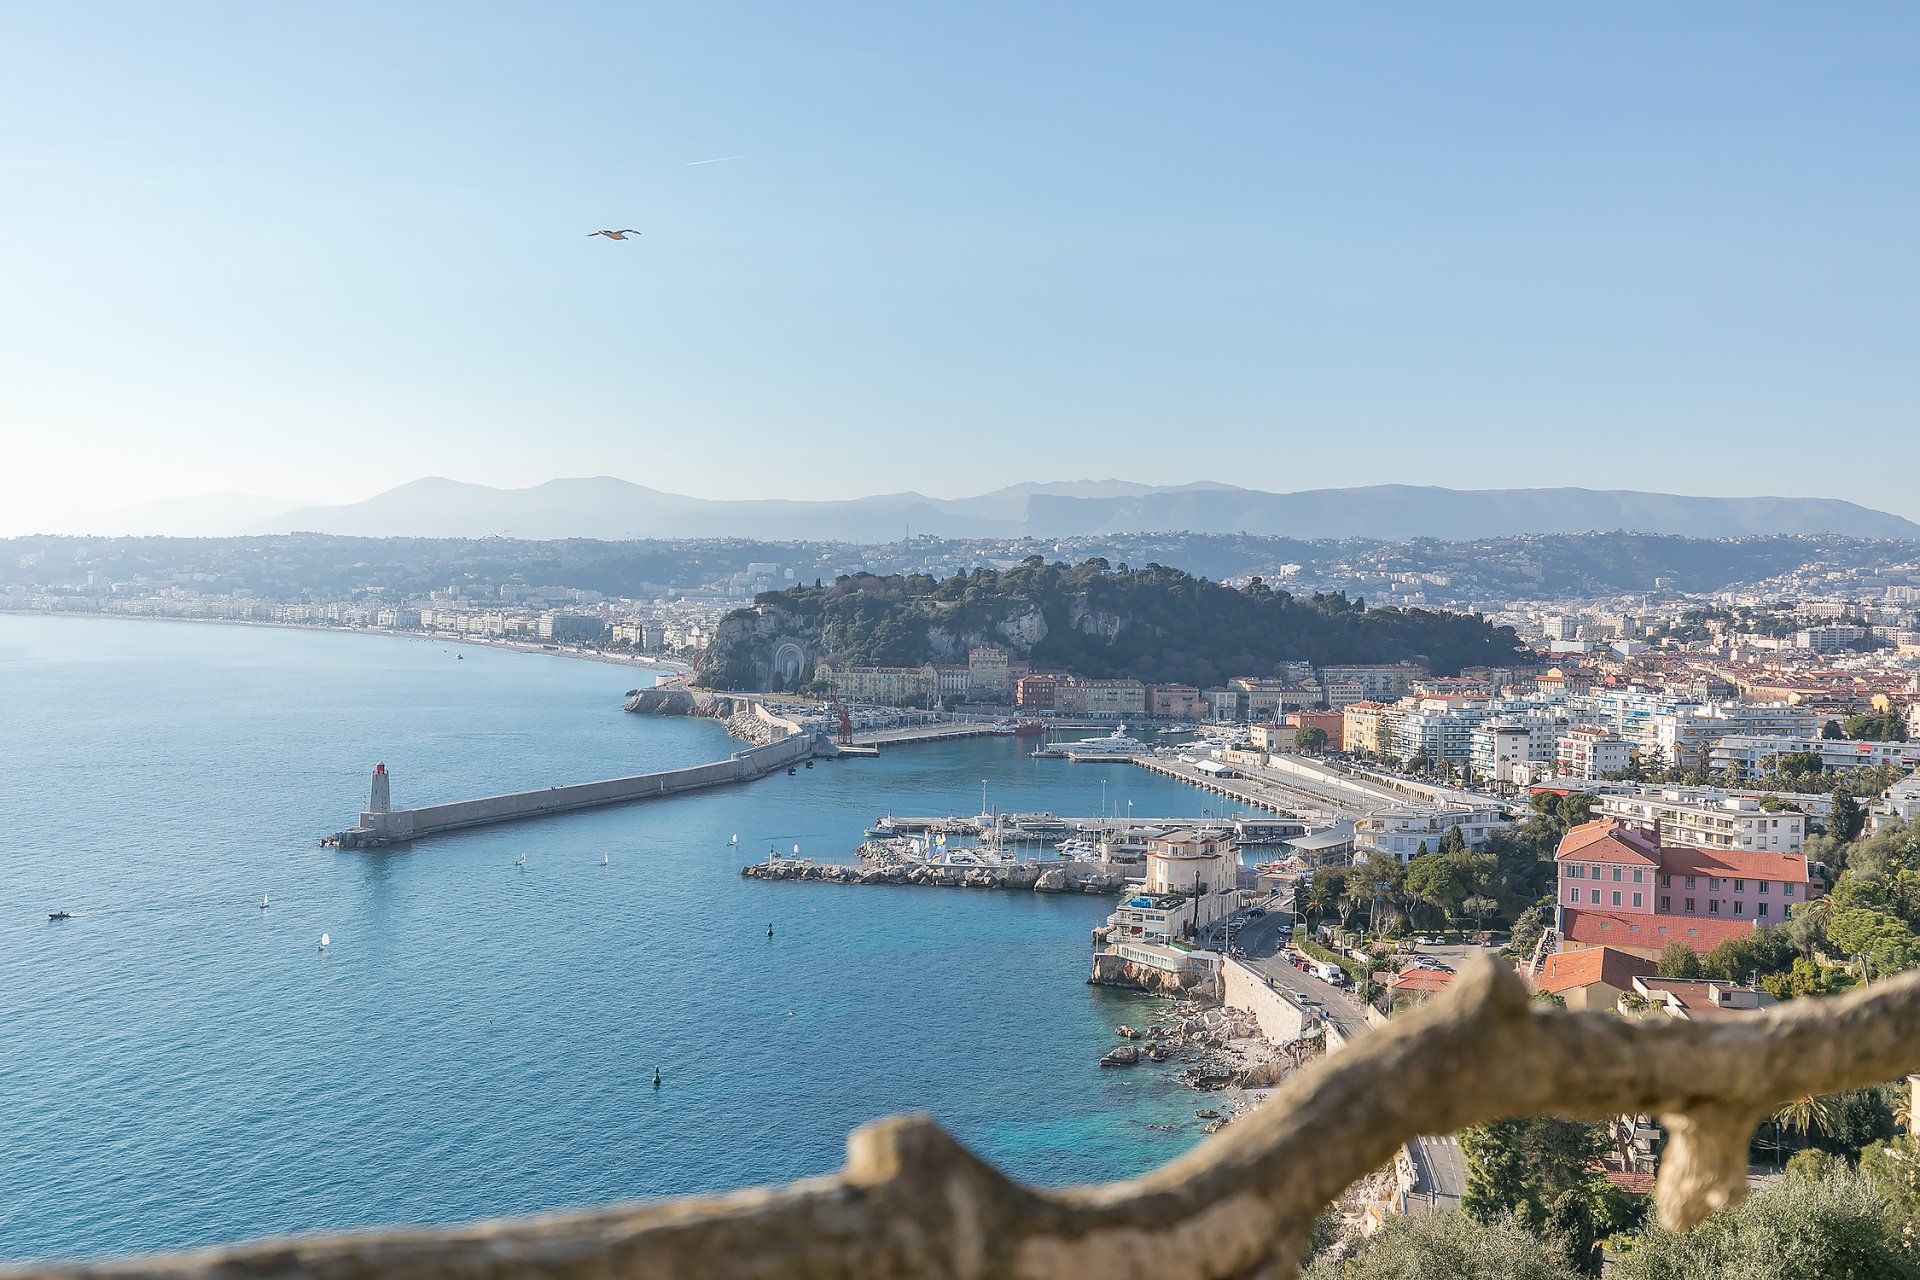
<box><xmin>1087</xmin><ymin>951</ymin><xmax>1218</xmax><ymax>996</ymax></box>
<box><xmin>697</xmin><ymin>606</ymin><xmax>821</xmax><ymax>692</ymax></box>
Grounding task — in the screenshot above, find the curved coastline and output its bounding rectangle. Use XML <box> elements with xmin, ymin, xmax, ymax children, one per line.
<box><xmin>0</xmin><ymin>608</ymin><xmax>696</xmax><ymax>676</ymax></box>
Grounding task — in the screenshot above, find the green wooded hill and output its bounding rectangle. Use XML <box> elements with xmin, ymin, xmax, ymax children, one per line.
<box><xmin>698</xmin><ymin>558</ymin><xmax>1528</xmax><ymax>691</ymax></box>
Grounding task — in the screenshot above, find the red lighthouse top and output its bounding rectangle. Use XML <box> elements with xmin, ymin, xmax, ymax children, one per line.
<box><xmin>375</xmin><ymin>763</ymin><xmax>386</xmax><ymax>774</ymax></box>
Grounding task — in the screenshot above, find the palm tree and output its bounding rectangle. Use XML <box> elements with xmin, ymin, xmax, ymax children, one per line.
<box><xmin>1774</xmin><ymin>1093</ymin><xmax>1839</xmax><ymax>1142</ymax></box>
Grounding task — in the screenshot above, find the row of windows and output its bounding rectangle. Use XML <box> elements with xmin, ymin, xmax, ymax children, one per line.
<box><xmin>1656</xmin><ymin>873</ymin><xmax>1794</xmax><ymax>897</ymax></box>
<box><xmin>1566</xmin><ymin>864</ymin><xmax>1646</xmax><ymax>883</ymax></box>
<box><xmin>1569</xmin><ymin>888</ymin><xmax>1647</xmax><ymax>909</ymax></box>
<box><xmin>1655</xmin><ymin>896</ymin><xmax>1773</xmax><ymax>919</ymax></box>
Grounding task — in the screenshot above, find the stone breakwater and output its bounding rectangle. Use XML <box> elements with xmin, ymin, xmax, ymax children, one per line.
<box><xmin>741</xmin><ymin>858</ymin><xmax>1132</xmax><ymax>894</ymax></box>
<box><xmin>626</xmin><ymin>687</ymin><xmax>805</xmax><ymax>748</ymax></box>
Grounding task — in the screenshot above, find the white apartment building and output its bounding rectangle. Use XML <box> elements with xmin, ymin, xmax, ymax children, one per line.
<box><xmin>1470</xmin><ymin>715</ymin><xmax>1570</xmax><ymax>784</ymax></box>
<box><xmin>1794</xmin><ymin>625</ymin><xmax>1869</xmax><ymax>652</ymax></box>
<box><xmin>1354</xmin><ymin>805</ymin><xmax>1509</xmax><ymax>862</ymax></box>
<box><xmin>1556</xmin><ymin>726</ymin><xmax>1633</xmax><ymax>780</ymax></box>
<box><xmin>1709</xmin><ymin>735</ymin><xmax>1920</xmax><ymax>775</ymax></box>
<box><xmin>1594</xmin><ymin>786</ymin><xmax>1807</xmax><ymax>854</ymax></box>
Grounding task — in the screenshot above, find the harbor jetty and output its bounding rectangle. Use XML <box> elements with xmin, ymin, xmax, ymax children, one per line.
<box><xmin>743</xmin><ymin>857</ymin><xmax>1131</xmax><ymax>894</ymax></box>
<box><xmin>327</xmin><ymin>734</ymin><xmax>813</xmax><ymax>849</ymax></box>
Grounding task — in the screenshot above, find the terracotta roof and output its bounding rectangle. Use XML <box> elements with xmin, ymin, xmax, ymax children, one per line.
<box><xmin>1561</xmin><ymin>908</ymin><xmax>1759</xmax><ymax>954</ymax></box>
<box><xmin>1535</xmin><ymin>946</ymin><xmax>1656</xmax><ymax>995</ymax></box>
<box><xmin>1657</xmin><ymin>846</ymin><xmax>1811</xmax><ymax>884</ymax></box>
<box><xmin>1389</xmin><ymin>969</ymin><xmax>1455</xmax><ymax>994</ymax></box>
<box><xmin>1555</xmin><ymin>819</ymin><xmax>1660</xmax><ymax>866</ymax></box>
<box><xmin>1604</xmin><ymin>1170</ymin><xmax>1657</xmax><ymax>1196</ymax></box>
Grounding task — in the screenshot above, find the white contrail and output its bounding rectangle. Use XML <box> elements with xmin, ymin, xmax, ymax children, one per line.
<box><xmin>685</xmin><ymin>153</ymin><xmax>752</xmax><ymax>166</ymax></box>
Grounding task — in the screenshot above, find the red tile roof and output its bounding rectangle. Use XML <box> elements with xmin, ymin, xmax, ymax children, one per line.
<box><xmin>1656</xmin><ymin>846</ymin><xmax>1811</xmax><ymax>884</ymax></box>
<box><xmin>1390</xmin><ymin>968</ymin><xmax>1456</xmax><ymax>994</ymax></box>
<box><xmin>1555</xmin><ymin>819</ymin><xmax>1660</xmax><ymax>866</ymax></box>
<box><xmin>1535</xmin><ymin>946</ymin><xmax>1656</xmax><ymax>995</ymax></box>
<box><xmin>1561</xmin><ymin>908</ymin><xmax>1759</xmax><ymax>954</ymax></box>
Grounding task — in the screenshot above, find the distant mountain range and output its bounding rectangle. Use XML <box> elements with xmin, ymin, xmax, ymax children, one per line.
<box><xmin>251</xmin><ymin>477</ymin><xmax>1920</xmax><ymax>542</ymax></box>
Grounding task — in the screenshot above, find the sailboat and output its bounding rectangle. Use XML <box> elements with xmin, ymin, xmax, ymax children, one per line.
<box><xmin>517</xmin><ymin>852</ymin><xmax>527</xmax><ymax>867</ymax></box>
<box><xmin>730</xmin><ymin>833</ymin><xmax>739</xmax><ymax>847</ymax></box>
<box><xmin>319</xmin><ymin>932</ymin><xmax>330</xmax><ymax>951</ymax></box>
<box><xmin>601</xmin><ymin>851</ymin><xmax>609</xmax><ymax>866</ymax></box>
<box><xmin>260</xmin><ymin>894</ymin><xmax>270</xmax><ymax>909</ymax></box>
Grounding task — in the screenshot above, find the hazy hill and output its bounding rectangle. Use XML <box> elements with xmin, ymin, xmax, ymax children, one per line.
<box><xmin>257</xmin><ymin>477</ymin><xmax>1920</xmax><ymax>542</ymax></box>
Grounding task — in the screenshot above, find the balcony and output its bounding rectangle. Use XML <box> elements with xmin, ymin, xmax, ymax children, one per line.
<box><xmin>8</xmin><ymin>963</ymin><xmax>1917</xmax><ymax>1280</ymax></box>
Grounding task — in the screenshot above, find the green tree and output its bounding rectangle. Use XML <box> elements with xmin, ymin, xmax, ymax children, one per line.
<box><xmin>1655</xmin><ymin>943</ymin><xmax>1703</xmax><ymax>979</ymax></box>
<box><xmin>1295</xmin><ymin>726</ymin><xmax>1330</xmax><ymax>755</ymax></box>
<box><xmin>1860</xmin><ymin>1135</ymin><xmax>1920</xmax><ymax>1226</ymax></box>
<box><xmin>1832</xmin><ymin>790</ymin><xmax>1867</xmax><ymax>844</ymax></box>
<box><xmin>1462</xmin><ymin>1117</ymin><xmax>1631</xmax><ymax>1274</ymax></box>
<box><xmin>1304</xmin><ymin>1210</ymin><xmax>1582</xmax><ymax>1280</ymax></box>
<box><xmin>1615</xmin><ymin>1165</ymin><xmax>1920</xmax><ymax>1279</ymax></box>
<box><xmin>1822</xmin><ymin>719</ymin><xmax>1847</xmax><ymax>740</ymax></box>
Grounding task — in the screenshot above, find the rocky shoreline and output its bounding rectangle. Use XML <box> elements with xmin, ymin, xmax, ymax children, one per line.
<box><xmin>741</xmin><ymin>857</ymin><xmax>1131</xmax><ymax>894</ymax></box>
<box><xmin>1095</xmin><ymin>997</ymin><xmax>1324</xmax><ymax>1132</ymax></box>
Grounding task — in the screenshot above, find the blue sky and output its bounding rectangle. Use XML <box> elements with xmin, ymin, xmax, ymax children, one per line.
<box><xmin>3</xmin><ymin>2</ymin><xmax>1917</xmax><ymax>528</ymax></box>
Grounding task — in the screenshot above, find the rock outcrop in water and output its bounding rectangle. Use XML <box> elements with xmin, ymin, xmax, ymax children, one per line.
<box><xmin>742</xmin><ymin>858</ymin><xmax>1131</xmax><ymax>894</ymax></box>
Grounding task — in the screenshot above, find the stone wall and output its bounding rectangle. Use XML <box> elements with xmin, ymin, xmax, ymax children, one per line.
<box><xmin>1221</xmin><ymin>958</ymin><xmax>1312</xmax><ymax>1045</ymax></box>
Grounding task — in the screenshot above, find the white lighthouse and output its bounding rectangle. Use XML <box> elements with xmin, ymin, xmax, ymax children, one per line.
<box><xmin>368</xmin><ymin>762</ymin><xmax>392</xmax><ymax>814</ymax></box>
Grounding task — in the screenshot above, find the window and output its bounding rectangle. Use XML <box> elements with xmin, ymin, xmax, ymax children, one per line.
<box><xmin>1611</xmin><ymin>891</ymin><xmax>1622</xmax><ymax>907</ymax></box>
<box><xmin>1733</xmin><ymin>901</ymin><xmax>1743</xmax><ymax>914</ymax></box>
<box><xmin>1685</xmin><ymin>897</ymin><xmax>1696</xmax><ymax>912</ymax></box>
<box><xmin>1633</xmin><ymin>869</ymin><xmax>1644</xmax><ymax>883</ymax></box>
<box><xmin>1590</xmin><ymin>889</ymin><xmax>1600</xmax><ymax>904</ymax></box>
<box><xmin>1709</xmin><ymin>878</ymin><xmax>1722</xmax><ymax>892</ymax></box>
<box><xmin>1759</xmin><ymin>902</ymin><xmax>1770</xmax><ymax>918</ymax></box>
<box><xmin>1660</xmin><ymin>874</ymin><xmax>1671</xmax><ymax>888</ymax></box>
<box><xmin>1612</xmin><ymin>867</ymin><xmax>1622</xmax><ymax>882</ymax></box>
<box><xmin>1709</xmin><ymin>901</ymin><xmax>1721</xmax><ymax>915</ymax></box>
<box><xmin>1759</xmin><ymin>881</ymin><xmax>1769</xmax><ymax>895</ymax></box>
<box><xmin>1569</xmin><ymin>865</ymin><xmax>1583</xmax><ymax>879</ymax></box>
<box><xmin>1633</xmin><ymin>892</ymin><xmax>1644</xmax><ymax>907</ymax></box>
<box><xmin>1569</xmin><ymin>889</ymin><xmax>1579</xmax><ymax>904</ymax></box>
<box><xmin>1661</xmin><ymin>896</ymin><xmax>1671</xmax><ymax>911</ymax></box>
<box><xmin>1686</xmin><ymin>876</ymin><xmax>1697</xmax><ymax>890</ymax></box>
<box><xmin>1784</xmin><ymin>884</ymin><xmax>1795</xmax><ymax>897</ymax></box>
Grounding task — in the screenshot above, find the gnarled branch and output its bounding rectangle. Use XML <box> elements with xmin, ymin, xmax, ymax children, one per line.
<box><xmin>13</xmin><ymin>961</ymin><xmax>1920</xmax><ymax>1280</ymax></box>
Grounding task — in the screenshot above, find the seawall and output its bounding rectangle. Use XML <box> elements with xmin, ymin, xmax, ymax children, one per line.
<box><xmin>329</xmin><ymin>733</ymin><xmax>814</xmax><ymax>847</ymax></box>
<box><xmin>742</xmin><ymin>857</ymin><xmax>1133</xmax><ymax>894</ymax></box>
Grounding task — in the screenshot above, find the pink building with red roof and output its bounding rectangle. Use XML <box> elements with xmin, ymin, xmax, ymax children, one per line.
<box><xmin>1553</xmin><ymin>818</ymin><xmax>1816</xmax><ymax>957</ymax></box>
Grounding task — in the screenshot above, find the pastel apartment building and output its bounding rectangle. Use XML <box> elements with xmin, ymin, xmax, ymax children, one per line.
<box><xmin>1553</xmin><ymin>818</ymin><xmax>1817</xmax><ymax>958</ymax></box>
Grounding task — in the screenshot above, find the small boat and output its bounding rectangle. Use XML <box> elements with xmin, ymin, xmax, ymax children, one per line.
<box><xmin>48</xmin><ymin>910</ymin><xmax>74</xmax><ymax>921</ymax></box>
<box><xmin>319</xmin><ymin>932</ymin><xmax>331</xmax><ymax>950</ymax></box>
<box><xmin>260</xmin><ymin>894</ymin><xmax>270</xmax><ymax>910</ymax></box>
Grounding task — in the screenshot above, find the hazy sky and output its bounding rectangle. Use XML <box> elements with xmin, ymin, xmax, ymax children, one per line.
<box><xmin>3</xmin><ymin>2</ymin><xmax>1918</xmax><ymax>529</ymax></box>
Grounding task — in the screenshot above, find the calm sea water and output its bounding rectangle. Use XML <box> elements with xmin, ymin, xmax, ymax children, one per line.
<box><xmin>0</xmin><ymin>615</ymin><xmax>1228</xmax><ymax>1264</ymax></box>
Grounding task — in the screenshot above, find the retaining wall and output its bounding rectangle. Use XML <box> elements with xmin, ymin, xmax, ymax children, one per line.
<box><xmin>1221</xmin><ymin>958</ymin><xmax>1313</xmax><ymax>1045</ymax></box>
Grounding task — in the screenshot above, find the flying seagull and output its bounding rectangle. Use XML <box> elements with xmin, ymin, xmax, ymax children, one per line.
<box><xmin>588</xmin><ymin>229</ymin><xmax>641</xmax><ymax>240</ymax></box>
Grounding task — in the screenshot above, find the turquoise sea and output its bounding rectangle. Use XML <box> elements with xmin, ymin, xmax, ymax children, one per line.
<box><xmin>0</xmin><ymin>615</ymin><xmax>1228</xmax><ymax>1264</ymax></box>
